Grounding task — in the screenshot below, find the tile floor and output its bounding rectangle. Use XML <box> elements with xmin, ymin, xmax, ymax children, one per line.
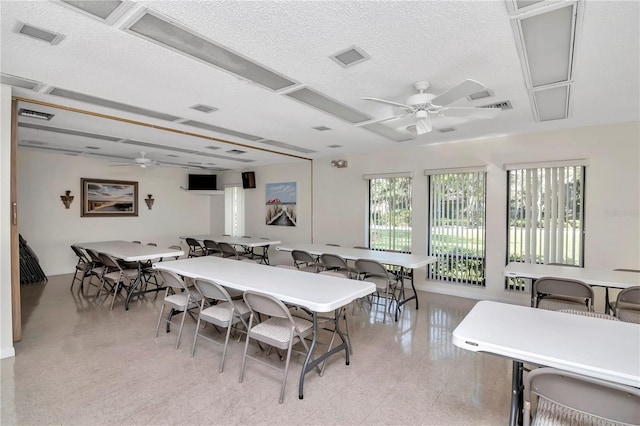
<box><xmin>1</xmin><ymin>273</ymin><xmax>512</xmax><ymax>425</ymax></box>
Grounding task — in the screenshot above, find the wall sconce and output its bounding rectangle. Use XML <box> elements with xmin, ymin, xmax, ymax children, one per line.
<box><xmin>60</xmin><ymin>190</ymin><xmax>74</xmax><ymax>209</ymax></box>
<box><xmin>145</xmin><ymin>194</ymin><xmax>155</xmax><ymax>210</ymax></box>
<box><xmin>330</xmin><ymin>159</ymin><xmax>348</xmax><ymax>168</ymax></box>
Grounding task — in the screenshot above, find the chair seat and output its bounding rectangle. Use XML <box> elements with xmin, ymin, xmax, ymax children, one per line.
<box><xmin>103</xmin><ymin>268</ymin><xmax>139</xmax><ymax>283</ymax></box>
<box><xmin>164</xmin><ymin>293</ymin><xmax>202</xmax><ymax>310</ymax></box>
<box><xmin>200</xmin><ymin>301</ymin><xmax>250</xmax><ymax>324</ymax></box>
<box><xmin>249</xmin><ymin>316</ymin><xmax>313</xmax><ymax>347</ymax></box>
<box><xmin>617</xmin><ymin>308</ymin><xmax>640</xmax><ymax>323</ymax></box>
<box><xmin>532</xmin><ymin>396</ymin><xmax>609</xmax><ymax>426</ymax></box>
<box><xmin>537</xmin><ymin>297</ymin><xmax>589</xmax><ymax>312</ymax></box>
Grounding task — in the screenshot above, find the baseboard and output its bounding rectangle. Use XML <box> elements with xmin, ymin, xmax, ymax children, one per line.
<box><xmin>1</xmin><ymin>346</ymin><xmax>15</xmax><ymax>359</ymax></box>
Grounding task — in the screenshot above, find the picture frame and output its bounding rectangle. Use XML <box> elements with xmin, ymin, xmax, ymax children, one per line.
<box><xmin>265</xmin><ymin>181</ymin><xmax>297</xmax><ymax>226</ymax></box>
<box><xmin>80</xmin><ymin>178</ymin><xmax>138</xmax><ymax>217</ymax></box>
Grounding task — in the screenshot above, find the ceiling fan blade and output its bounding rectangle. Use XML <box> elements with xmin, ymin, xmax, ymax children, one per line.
<box><xmin>440</xmin><ymin>106</ymin><xmax>500</xmax><ymax>119</ymax></box>
<box><xmin>361</xmin><ymin>97</ymin><xmax>413</xmax><ymax>110</ymax></box>
<box><xmin>415</xmin><ymin>115</ymin><xmax>432</xmax><ymax>135</ymax></box>
<box><xmin>429</xmin><ymin>79</ymin><xmax>488</xmax><ymax>107</ymax></box>
<box><xmin>356</xmin><ymin>113</ymin><xmax>411</xmax><ymax>126</ymax></box>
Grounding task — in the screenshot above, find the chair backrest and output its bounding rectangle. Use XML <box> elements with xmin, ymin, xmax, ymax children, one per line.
<box><xmin>185</xmin><ymin>237</ymin><xmax>203</xmax><ymax>250</ymax></box>
<box><xmin>616</xmin><ymin>286</ymin><xmax>640</xmax><ymax>306</ymax></box>
<box><xmin>275</xmin><ymin>264</ymin><xmax>298</xmax><ymax>270</ymax></box>
<box><xmin>243</xmin><ymin>290</ymin><xmax>294</xmax><ymax>321</ymax></box>
<box><xmin>70</xmin><ymin>245</ymin><xmax>89</xmax><ymax>263</ymax></box>
<box><xmin>203</xmin><ymin>239</ymin><xmax>220</xmax><ymax>254</ymax></box>
<box><xmin>292</xmin><ymin>250</ymin><xmax>315</xmax><ymax>265</ymax></box>
<box><xmin>98</xmin><ymin>252</ymin><xmax>122</xmax><ymax>271</ymax></box>
<box><xmin>523</xmin><ymin>368</ymin><xmax>640</xmax><ymax>426</ymax></box>
<box><xmin>218</xmin><ymin>242</ymin><xmax>238</xmax><ymax>258</ymax></box>
<box><xmin>320</xmin><ymin>253</ymin><xmax>349</xmax><ymax>270</ymax></box>
<box><xmin>193</xmin><ymin>278</ymin><xmax>232</xmax><ymax>303</ymax></box>
<box><xmin>533</xmin><ymin>277</ymin><xmax>593</xmax><ymax>301</ymax></box>
<box><xmin>355</xmin><ymin>258</ymin><xmax>389</xmax><ymax>279</ymax></box>
<box><xmin>158</xmin><ymin>270</ymin><xmax>188</xmax><ymax>292</ymax></box>
<box><xmin>85</xmin><ymin>248</ymin><xmax>102</xmax><ymax>264</ymax></box>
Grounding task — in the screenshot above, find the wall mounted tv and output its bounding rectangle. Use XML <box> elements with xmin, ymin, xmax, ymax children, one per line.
<box><xmin>188</xmin><ymin>174</ymin><xmax>217</xmax><ymax>191</ymax></box>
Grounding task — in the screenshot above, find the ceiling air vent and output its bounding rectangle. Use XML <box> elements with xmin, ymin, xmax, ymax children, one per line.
<box><xmin>18</xmin><ymin>108</ymin><xmax>54</xmax><ymax>121</ymax></box>
<box><xmin>284</xmin><ymin>87</ymin><xmax>371</xmax><ymax>124</ymax></box>
<box><xmin>190</xmin><ymin>104</ymin><xmax>218</xmax><ymax>113</ymax></box>
<box><xmin>0</xmin><ymin>73</ymin><xmax>40</xmax><ymax>90</ymax></box>
<box><xmin>467</xmin><ymin>89</ymin><xmax>493</xmax><ymax>101</ymax></box>
<box><xmin>330</xmin><ymin>46</ymin><xmax>370</xmax><ymax>68</ymax></box>
<box><xmin>438</xmin><ymin>127</ymin><xmax>456</xmax><ymax>133</ymax></box>
<box><xmin>313</xmin><ymin>126</ymin><xmax>332</xmax><ymax>131</ymax></box>
<box><xmin>328</xmin><ymin>144</ymin><xmax>342</xmax><ymax>148</ymax></box>
<box><xmin>16</xmin><ymin>22</ymin><xmax>65</xmax><ymax>45</ymax></box>
<box><xmin>227</xmin><ymin>149</ymin><xmax>246</xmax><ymax>155</ymax></box>
<box><xmin>480</xmin><ymin>100</ymin><xmax>513</xmax><ymax>110</ymax></box>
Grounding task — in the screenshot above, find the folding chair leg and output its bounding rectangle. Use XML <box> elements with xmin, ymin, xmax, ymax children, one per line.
<box><xmin>175</xmin><ymin>308</ymin><xmax>187</xmax><ymax>349</ymax></box>
<box><xmin>155</xmin><ymin>304</ymin><xmax>166</xmax><ymax>338</ymax></box>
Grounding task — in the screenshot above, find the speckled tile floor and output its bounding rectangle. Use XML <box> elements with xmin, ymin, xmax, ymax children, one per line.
<box><xmin>1</xmin><ymin>272</ymin><xmax>511</xmax><ymax>425</ymax></box>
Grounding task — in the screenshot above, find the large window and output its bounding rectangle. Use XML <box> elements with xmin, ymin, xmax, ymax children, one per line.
<box><xmin>367</xmin><ymin>173</ymin><xmax>412</xmax><ymax>252</ymax></box>
<box><xmin>224</xmin><ymin>186</ymin><xmax>245</xmax><ymax>237</ymax></box>
<box><xmin>506</xmin><ymin>163</ymin><xmax>585</xmax><ymax>290</ymax></box>
<box><xmin>427</xmin><ymin>168</ymin><xmax>487</xmax><ymax>286</ymax></box>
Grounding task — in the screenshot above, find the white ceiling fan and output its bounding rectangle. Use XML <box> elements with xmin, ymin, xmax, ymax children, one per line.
<box><xmin>360</xmin><ymin>79</ymin><xmax>501</xmax><ymax>135</ymax></box>
<box><xmin>109</xmin><ymin>152</ymin><xmax>159</xmax><ymax>168</ymax></box>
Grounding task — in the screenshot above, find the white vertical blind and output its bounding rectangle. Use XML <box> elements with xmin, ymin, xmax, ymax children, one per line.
<box><xmin>507</xmin><ymin>165</ymin><xmax>584</xmax><ymax>290</ymax></box>
<box><xmin>224</xmin><ymin>186</ymin><xmax>244</xmax><ymax>237</ymax></box>
<box><xmin>428</xmin><ymin>171</ymin><xmax>486</xmax><ymax>286</ymax></box>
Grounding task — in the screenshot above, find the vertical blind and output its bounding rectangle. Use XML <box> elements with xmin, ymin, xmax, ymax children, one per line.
<box><xmin>224</xmin><ymin>186</ymin><xmax>245</xmax><ymax>237</ymax></box>
<box><xmin>506</xmin><ymin>164</ymin><xmax>585</xmax><ymax>289</ymax></box>
<box><xmin>367</xmin><ymin>176</ymin><xmax>412</xmax><ymax>252</ymax></box>
<box><xmin>427</xmin><ymin>169</ymin><xmax>486</xmax><ymax>286</ymax></box>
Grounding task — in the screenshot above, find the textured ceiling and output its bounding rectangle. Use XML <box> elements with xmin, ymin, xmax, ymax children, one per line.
<box><xmin>1</xmin><ymin>0</ymin><xmax>638</xmax><ymax>171</ymax></box>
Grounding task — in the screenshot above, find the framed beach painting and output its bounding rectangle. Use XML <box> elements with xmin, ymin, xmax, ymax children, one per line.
<box><xmin>265</xmin><ymin>182</ymin><xmax>297</xmax><ymax>226</ymax></box>
<box><xmin>81</xmin><ymin>178</ymin><xmax>138</xmax><ymax>217</ymax></box>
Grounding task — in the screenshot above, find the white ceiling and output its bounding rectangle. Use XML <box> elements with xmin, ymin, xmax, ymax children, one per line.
<box><xmin>1</xmin><ymin>0</ymin><xmax>638</xmax><ymax>171</ymax></box>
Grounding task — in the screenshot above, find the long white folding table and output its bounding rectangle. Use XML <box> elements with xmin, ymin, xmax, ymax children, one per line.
<box><xmin>277</xmin><ymin>243</ymin><xmax>436</xmax><ymax>320</ymax></box>
<box><xmin>180</xmin><ymin>235</ymin><xmax>281</xmax><ymax>264</ymax></box>
<box><xmin>504</xmin><ymin>262</ymin><xmax>640</xmax><ymax>310</ymax></box>
<box><xmin>453</xmin><ymin>301</ymin><xmax>640</xmax><ymax>426</ymax></box>
<box><xmin>75</xmin><ymin>240</ymin><xmax>184</xmax><ymax>310</ymax></box>
<box><xmin>153</xmin><ymin>255</ymin><xmax>375</xmax><ymax>399</ymax></box>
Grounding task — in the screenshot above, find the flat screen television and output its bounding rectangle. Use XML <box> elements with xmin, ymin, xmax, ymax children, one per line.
<box><xmin>188</xmin><ymin>174</ymin><xmax>217</xmax><ymax>191</ymax></box>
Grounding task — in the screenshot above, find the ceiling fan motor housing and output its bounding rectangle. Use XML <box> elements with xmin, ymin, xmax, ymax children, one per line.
<box><xmin>406</xmin><ymin>92</ymin><xmax>436</xmax><ymax>108</ymax></box>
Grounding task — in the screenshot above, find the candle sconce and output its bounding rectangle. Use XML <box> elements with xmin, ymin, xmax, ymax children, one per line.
<box><xmin>145</xmin><ymin>194</ymin><xmax>155</xmax><ymax>210</ymax></box>
<box><xmin>60</xmin><ymin>190</ymin><xmax>74</xmax><ymax>209</ymax></box>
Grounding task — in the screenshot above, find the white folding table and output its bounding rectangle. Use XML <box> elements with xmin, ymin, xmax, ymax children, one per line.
<box><xmin>277</xmin><ymin>243</ymin><xmax>436</xmax><ymax>320</ymax></box>
<box><xmin>154</xmin><ymin>256</ymin><xmax>375</xmax><ymax>399</ymax></box>
<box><xmin>453</xmin><ymin>301</ymin><xmax>640</xmax><ymax>426</ymax></box>
<box><xmin>503</xmin><ymin>262</ymin><xmax>640</xmax><ymax>310</ymax></box>
<box><xmin>181</xmin><ymin>235</ymin><xmax>281</xmax><ymax>264</ymax></box>
<box><xmin>75</xmin><ymin>240</ymin><xmax>184</xmax><ymax>309</ymax></box>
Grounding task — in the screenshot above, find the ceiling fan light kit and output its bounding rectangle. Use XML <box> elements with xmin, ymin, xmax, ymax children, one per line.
<box><xmin>361</xmin><ymin>79</ymin><xmax>501</xmax><ymax>136</ymax></box>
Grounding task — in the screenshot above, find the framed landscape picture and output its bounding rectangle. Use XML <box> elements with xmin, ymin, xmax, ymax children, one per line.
<box><xmin>265</xmin><ymin>182</ymin><xmax>297</xmax><ymax>226</ymax></box>
<box><xmin>81</xmin><ymin>178</ymin><xmax>138</xmax><ymax>217</ymax></box>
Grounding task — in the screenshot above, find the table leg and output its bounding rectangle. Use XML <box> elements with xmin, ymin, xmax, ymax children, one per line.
<box><xmin>299</xmin><ymin>309</ymin><xmax>350</xmax><ymax>399</ymax></box>
<box><xmin>509</xmin><ymin>361</ymin><xmax>524</xmax><ymax>426</ymax></box>
<box><xmin>395</xmin><ymin>268</ymin><xmax>418</xmax><ymax>321</ymax></box>
<box><xmin>604</xmin><ymin>288</ymin><xmax>611</xmax><ymax>314</ymax></box>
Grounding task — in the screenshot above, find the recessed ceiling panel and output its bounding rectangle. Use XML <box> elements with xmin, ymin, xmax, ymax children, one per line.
<box><xmin>520</xmin><ymin>5</ymin><xmax>574</xmax><ymax>87</ymax></box>
<box><xmin>48</xmin><ymin>87</ymin><xmax>181</xmax><ymax>121</ymax></box>
<box><xmin>360</xmin><ymin>122</ymin><xmax>415</xmax><ymax>142</ymax></box>
<box><xmin>534</xmin><ymin>85</ymin><xmax>569</xmax><ymax>121</ymax></box>
<box><xmin>284</xmin><ymin>87</ymin><xmax>371</xmax><ymax>124</ymax></box>
<box><xmin>126</xmin><ymin>11</ymin><xmax>297</xmax><ymax>91</ymax></box>
<box><xmin>258</xmin><ymin>140</ymin><xmax>316</xmax><ymax>154</ymax></box>
<box><xmin>1</xmin><ymin>73</ymin><xmax>40</xmax><ymax>90</ymax></box>
<box><xmin>180</xmin><ymin>120</ymin><xmax>263</xmax><ymax>141</ymax></box>
<box><xmin>60</xmin><ymin>0</ymin><xmax>125</xmax><ymax>21</ymax></box>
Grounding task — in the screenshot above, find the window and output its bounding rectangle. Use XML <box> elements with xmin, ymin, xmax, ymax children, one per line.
<box><xmin>506</xmin><ymin>163</ymin><xmax>585</xmax><ymax>290</ymax></box>
<box><xmin>427</xmin><ymin>168</ymin><xmax>487</xmax><ymax>286</ymax></box>
<box><xmin>366</xmin><ymin>173</ymin><xmax>412</xmax><ymax>252</ymax></box>
<box><xmin>224</xmin><ymin>186</ymin><xmax>245</xmax><ymax>237</ymax></box>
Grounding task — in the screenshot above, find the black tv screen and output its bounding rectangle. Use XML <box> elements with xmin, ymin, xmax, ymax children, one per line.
<box><xmin>188</xmin><ymin>174</ymin><xmax>217</xmax><ymax>190</ymax></box>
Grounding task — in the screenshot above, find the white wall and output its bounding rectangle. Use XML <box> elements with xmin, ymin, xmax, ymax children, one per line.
<box><xmin>17</xmin><ymin>151</ymin><xmax>216</xmax><ymax>275</ymax></box>
<box><xmin>1</xmin><ymin>84</ymin><xmax>15</xmax><ymax>359</ymax></box>
<box><xmin>241</xmin><ymin>121</ymin><xmax>640</xmax><ymax>305</ymax></box>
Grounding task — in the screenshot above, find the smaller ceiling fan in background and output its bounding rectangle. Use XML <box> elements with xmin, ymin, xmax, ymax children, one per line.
<box><xmin>359</xmin><ymin>79</ymin><xmax>501</xmax><ymax>135</ymax></box>
<box><xmin>109</xmin><ymin>152</ymin><xmax>159</xmax><ymax>168</ymax></box>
